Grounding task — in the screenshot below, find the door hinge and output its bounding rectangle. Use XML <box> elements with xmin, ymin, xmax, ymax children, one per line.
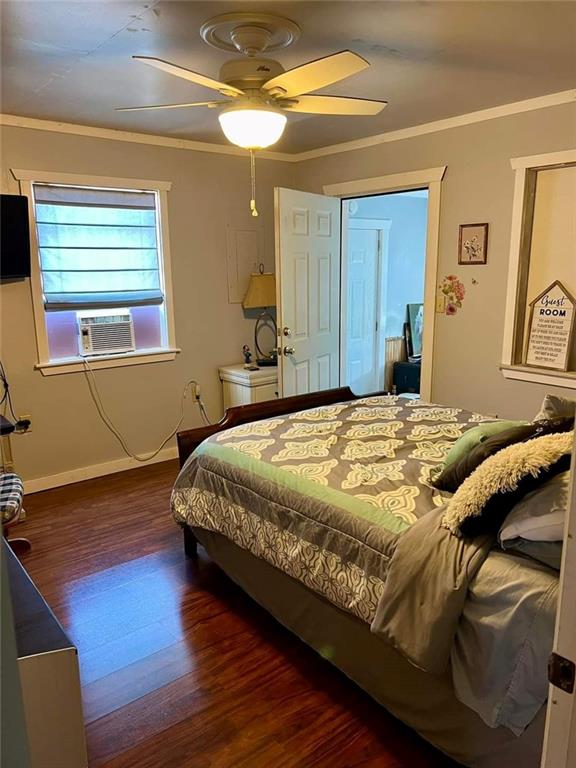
<box><xmin>548</xmin><ymin>652</ymin><xmax>575</xmax><ymax>694</ymax></box>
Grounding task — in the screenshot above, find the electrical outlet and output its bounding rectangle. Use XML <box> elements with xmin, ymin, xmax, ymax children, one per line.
<box><xmin>194</xmin><ymin>383</ymin><xmax>201</xmax><ymax>400</ymax></box>
<box><xmin>15</xmin><ymin>414</ymin><xmax>32</xmax><ymax>433</ymax></box>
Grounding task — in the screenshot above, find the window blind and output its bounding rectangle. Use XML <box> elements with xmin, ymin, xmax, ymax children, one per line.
<box><xmin>33</xmin><ymin>184</ymin><xmax>164</xmax><ymax>310</ymax></box>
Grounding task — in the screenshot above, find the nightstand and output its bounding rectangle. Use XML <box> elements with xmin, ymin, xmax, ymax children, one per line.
<box><xmin>392</xmin><ymin>361</ymin><xmax>421</xmax><ymax>395</ymax></box>
<box><xmin>219</xmin><ymin>364</ymin><xmax>279</xmax><ymax>410</ymax></box>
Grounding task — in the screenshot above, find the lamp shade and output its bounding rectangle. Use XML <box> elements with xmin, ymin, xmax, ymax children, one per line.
<box><xmin>243</xmin><ymin>272</ymin><xmax>276</xmax><ymax>309</ymax></box>
<box><xmin>218</xmin><ymin>108</ymin><xmax>287</xmax><ymax>150</ymax></box>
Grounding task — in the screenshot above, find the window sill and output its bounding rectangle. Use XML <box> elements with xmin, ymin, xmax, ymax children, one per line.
<box><xmin>500</xmin><ymin>364</ymin><xmax>576</xmax><ymax>390</ymax></box>
<box><xmin>36</xmin><ymin>348</ymin><xmax>181</xmax><ymax>376</ymax></box>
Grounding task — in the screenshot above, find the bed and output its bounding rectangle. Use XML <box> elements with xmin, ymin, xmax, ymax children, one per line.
<box><xmin>173</xmin><ymin>387</ymin><xmax>556</xmax><ymax>767</ymax></box>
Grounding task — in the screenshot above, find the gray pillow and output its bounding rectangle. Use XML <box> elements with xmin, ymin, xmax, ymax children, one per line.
<box><xmin>499</xmin><ymin>471</ymin><xmax>569</xmax><ymax>542</ymax></box>
<box><xmin>535</xmin><ymin>394</ymin><xmax>576</xmax><ymax>422</ymax></box>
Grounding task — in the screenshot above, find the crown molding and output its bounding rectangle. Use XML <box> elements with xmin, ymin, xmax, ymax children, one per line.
<box><xmin>293</xmin><ymin>89</ymin><xmax>576</xmax><ymax>162</ymax></box>
<box><xmin>1</xmin><ymin>89</ymin><xmax>574</xmax><ymax>164</ymax></box>
<box><xmin>0</xmin><ymin>113</ymin><xmax>294</xmax><ymax>162</ymax></box>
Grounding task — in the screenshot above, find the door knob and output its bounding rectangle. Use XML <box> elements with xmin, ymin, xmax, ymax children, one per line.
<box><xmin>283</xmin><ymin>326</ymin><xmax>292</xmax><ymax>337</ymax></box>
<box><xmin>283</xmin><ymin>346</ymin><xmax>295</xmax><ymax>356</ymax></box>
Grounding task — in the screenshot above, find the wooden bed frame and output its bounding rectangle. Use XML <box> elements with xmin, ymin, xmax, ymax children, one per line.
<box><xmin>176</xmin><ymin>386</ymin><xmax>375</xmax><ymax>557</ymax></box>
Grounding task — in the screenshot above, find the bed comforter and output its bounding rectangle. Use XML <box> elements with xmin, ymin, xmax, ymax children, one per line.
<box><xmin>172</xmin><ymin>395</ymin><xmax>557</xmax><ymax>734</ymax></box>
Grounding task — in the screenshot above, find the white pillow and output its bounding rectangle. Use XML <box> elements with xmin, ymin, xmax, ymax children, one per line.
<box><xmin>499</xmin><ymin>471</ymin><xmax>570</xmax><ymax>543</ymax></box>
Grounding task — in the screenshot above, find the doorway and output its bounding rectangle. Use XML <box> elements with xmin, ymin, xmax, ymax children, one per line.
<box><xmin>342</xmin><ymin>190</ymin><xmax>429</xmax><ymax>396</ymax></box>
<box><xmin>274</xmin><ymin>167</ymin><xmax>444</xmax><ymax>400</ymax></box>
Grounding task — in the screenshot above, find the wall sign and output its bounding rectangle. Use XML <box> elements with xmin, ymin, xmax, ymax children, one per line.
<box><xmin>525</xmin><ymin>280</ymin><xmax>575</xmax><ymax>371</ymax></box>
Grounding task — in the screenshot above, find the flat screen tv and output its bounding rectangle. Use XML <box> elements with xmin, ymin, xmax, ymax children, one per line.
<box><xmin>1</xmin><ymin>194</ymin><xmax>31</xmax><ymax>279</ymax></box>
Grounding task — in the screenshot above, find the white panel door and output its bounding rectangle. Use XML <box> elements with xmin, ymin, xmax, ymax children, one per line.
<box><xmin>341</xmin><ymin>217</ymin><xmax>391</xmax><ymax>395</ymax></box>
<box><xmin>275</xmin><ymin>188</ymin><xmax>341</xmax><ymax>397</ymax></box>
<box><xmin>345</xmin><ymin>227</ymin><xmax>381</xmax><ymax>394</ymax></box>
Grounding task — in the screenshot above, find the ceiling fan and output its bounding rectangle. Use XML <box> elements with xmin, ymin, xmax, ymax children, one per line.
<box><xmin>118</xmin><ymin>13</ymin><xmax>387</xmax><ymax>213</ymax></box>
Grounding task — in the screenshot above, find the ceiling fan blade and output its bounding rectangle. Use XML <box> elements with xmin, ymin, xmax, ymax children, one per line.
<box><xmin>281</xmin><ymin>94</ymin><xmax>387</xmax><ymax>116</ymax></box>
<box><xmin>117</xmin><ymin>100</ymin><xmax>227</xmax><ymax>112</ymax></box>
<box><xmin>133</xmin><ymin>56</ymin><xmax>244</xmax><ymax>97</ymax></box>
<box><xmin>262</xmin><ymin>50</ymin><xmax>369</xmax><ymax>98</ymax></box>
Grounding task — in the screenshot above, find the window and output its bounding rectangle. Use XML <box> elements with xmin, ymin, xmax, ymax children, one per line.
<box><xmin>34</xmin><ymin>185</ymin><xmax>163</xmax><ymax>310</ymax></box>
<box><xmin>13</xmin><ymin>170</ymin><xmax>177</xmax><ymax>374</ymax></box>
<box><xmin>502</xmin><ymin>150</ymin><xmax>576</xmax><ymax>389</ymax></box>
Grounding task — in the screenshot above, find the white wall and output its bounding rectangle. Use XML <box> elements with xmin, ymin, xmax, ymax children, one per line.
<box><xmin>294</xmin><ymin>101</ymin><xmax>576</xmax><ymax>420</ymax></box>
<box><xmin>0</xmin><ymin>126</ymin><xmax>294</xmax><ymax>484</ymax></box>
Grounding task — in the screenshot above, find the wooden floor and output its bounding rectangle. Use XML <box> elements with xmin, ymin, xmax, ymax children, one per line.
<box><xmin>18</xmin><ymin>460</ymin><xmax>458</xmax><ymax>768</ymax></box>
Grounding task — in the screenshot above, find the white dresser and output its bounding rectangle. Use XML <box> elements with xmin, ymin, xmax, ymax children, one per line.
<box><xmin>219</xmin><ymin>364</ymin><xmax>279</xmax><ymax>410</ymax></box>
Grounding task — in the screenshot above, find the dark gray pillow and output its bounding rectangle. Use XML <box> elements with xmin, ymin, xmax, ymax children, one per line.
<box><xmin>432</xmin><ymin>417</ymin><xmax>574</xmax><ymax>493</ymax></box>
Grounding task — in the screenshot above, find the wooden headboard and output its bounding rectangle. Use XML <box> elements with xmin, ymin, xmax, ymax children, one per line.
<box><xmin>177</xmin><ymin>386</ymin><xmax>369</xmax><ymax>466</ymax></box>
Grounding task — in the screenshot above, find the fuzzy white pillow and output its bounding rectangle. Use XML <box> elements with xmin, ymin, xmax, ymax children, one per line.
<box><xmin>443</xmin><ymin>430</ymin><xmax>573</xmax><ymax>536</ymax></box>
<box><xmin>499</xmin><ymin>471</ymin><xmax>569</xmax><ymax>543</ymax></box>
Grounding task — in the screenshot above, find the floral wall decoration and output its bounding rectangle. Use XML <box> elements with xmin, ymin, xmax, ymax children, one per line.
<box><xmin>437</xmin><ymin>274</ymin><xmax>466</xmax><ymax>315</ymax></box>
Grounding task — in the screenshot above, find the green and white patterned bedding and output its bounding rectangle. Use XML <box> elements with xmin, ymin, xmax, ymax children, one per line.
<box><xmin>172</xmin><ymin>395</ymin><xmax>557</xmax><ymax>734</ymax></box>
<box><xmin>173</xmin><ymin>396</ymin><xmax>484</xmax><ymax>621</ymax></box>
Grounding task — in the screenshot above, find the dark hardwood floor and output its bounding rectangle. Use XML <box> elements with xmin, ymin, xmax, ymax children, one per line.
<box><xmin>17</xmin><ymin>461</ymin><xmax>458</xmax><ymax>768</ymax></box>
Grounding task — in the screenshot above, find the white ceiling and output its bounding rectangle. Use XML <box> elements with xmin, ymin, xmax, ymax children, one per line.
<box><xmin>2</xmin><ymin>1</ymin><xmax>575</xmax><ymax>154</ymax></box>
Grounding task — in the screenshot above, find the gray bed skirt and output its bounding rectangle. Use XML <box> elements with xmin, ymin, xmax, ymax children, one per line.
<box><xmin>192</xmin><ymin>526</ymin><xmax>545</xmax><ymax>768</ymax></box>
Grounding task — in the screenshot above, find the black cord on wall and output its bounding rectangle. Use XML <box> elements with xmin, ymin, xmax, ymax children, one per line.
<box><xmin>0</xmin><ymin>360</ymin><xmax>30</xmax><ymax>431</ymax></box>
<box><xmin>0</xmin><ymin>359</ymin><xmax>19</xmax><ymax>422</ymax></box>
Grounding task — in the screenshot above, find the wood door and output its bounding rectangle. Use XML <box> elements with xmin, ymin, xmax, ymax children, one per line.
<box><xmin>275</xmin><ymin>188</ymin><xmax>341</xmax><ymax>397</ymax></box>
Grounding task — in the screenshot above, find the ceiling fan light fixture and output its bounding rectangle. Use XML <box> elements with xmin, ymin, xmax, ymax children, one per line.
<box><xmin>218</xmin><ymin>106</ymin><xmax>287</xmax><ymax>149</ymax></box>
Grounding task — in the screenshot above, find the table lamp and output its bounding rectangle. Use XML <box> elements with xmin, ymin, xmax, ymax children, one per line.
<box><xmin>243</xmin><ymin>264</ymin><xmax>277</xmax><ymax>366</ymax></box>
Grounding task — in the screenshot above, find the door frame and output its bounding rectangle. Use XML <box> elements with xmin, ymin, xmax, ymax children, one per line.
<box><xmin>541</xmin><ymin>431</ymin><xmax>576</xmax><ymax>768</ymax></box>
<box><xmin>324</xmin><ymin>166</ymin><xmax>446</xmax><ymax>401</ymax></box>
<box><xmin>341</xmin><ymin>215</ymin><xmax>392</xmax><ymax>392</ymax></box>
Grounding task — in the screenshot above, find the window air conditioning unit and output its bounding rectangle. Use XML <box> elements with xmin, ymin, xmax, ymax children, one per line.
<box><xmin>78</xmin><ymin>312</ymin><xmax>136</xmax><ymax>356</ymax></box>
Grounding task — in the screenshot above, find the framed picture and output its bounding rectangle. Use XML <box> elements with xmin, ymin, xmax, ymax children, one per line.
<box><xmin>407</xmin><ymin>303</ymin><xmax>423</xmax><ymax>358</ymax></box>
<box><xmin>458</xmin><ymin>223</ymin><xmax>488</xmax><ymax>265</ymax></box>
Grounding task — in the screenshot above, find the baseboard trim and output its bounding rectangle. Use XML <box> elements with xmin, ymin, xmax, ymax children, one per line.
<box><xmin>23</xmin><ymin>446</ymin><xmax>178</xmax><ymax>495</ymax></box>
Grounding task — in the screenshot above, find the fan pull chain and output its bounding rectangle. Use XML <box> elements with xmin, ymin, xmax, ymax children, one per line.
<box><xmin>249</xmin><ymin>149</ymin><xmax>259</xmax><ymax>217</ymax></box>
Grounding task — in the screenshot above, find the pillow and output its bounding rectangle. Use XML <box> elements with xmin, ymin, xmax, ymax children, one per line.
<box><xmin>432</xmin><ymin>417</ymin><xmax>573</xmax><ymax>493</ymax></box>
<box><xmin>499</xmin><ymin>471</ymin><xmax>569</xmax><ymax>542</ymax></box>
<box><xmin>501</xmin><ymin>539</ymin><xmax>562</xmax><ymax>571</ymax></box>
<box><xmin>442</xmin><ymin>430</ymin><xmax>573</xmax><ymax>537</ymax></box>
<box><xmin>534</xmin><ymin>394</ymin><xmax>576</xmax><ymax>422</ymax></box>
<box><xmin>441</xmin><ymin>420</ymin><xmax>528</xmax><ymax>470</ymax></box>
